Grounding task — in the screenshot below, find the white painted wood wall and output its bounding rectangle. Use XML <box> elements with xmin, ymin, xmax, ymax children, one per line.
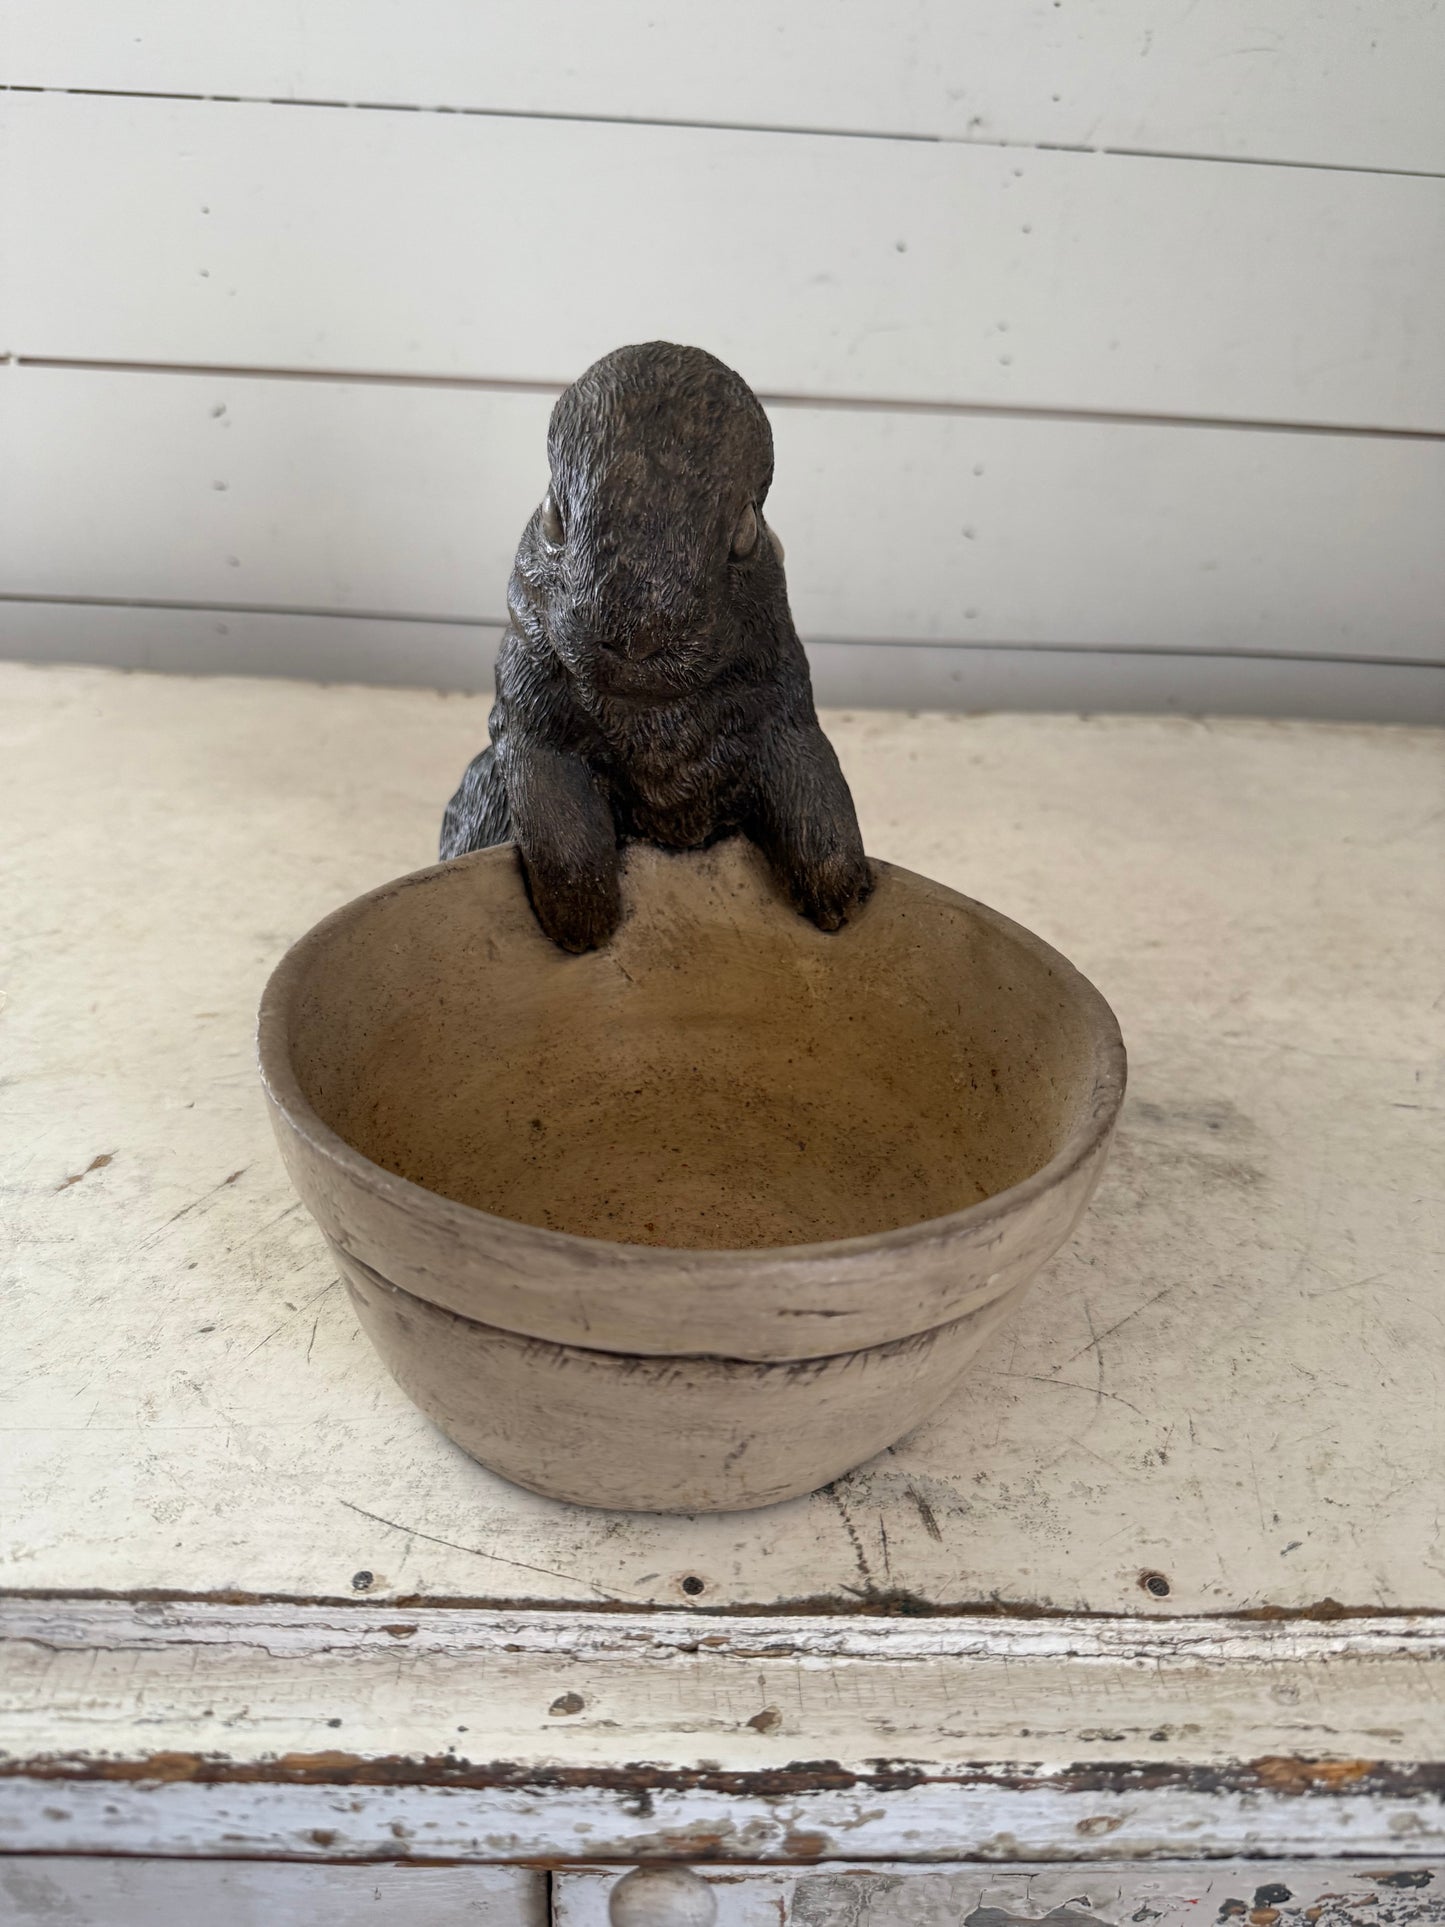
<box><xmin>2</xmin><ymin>3</ymin><xmax>1443</xmax><ymax>719</ymax></box>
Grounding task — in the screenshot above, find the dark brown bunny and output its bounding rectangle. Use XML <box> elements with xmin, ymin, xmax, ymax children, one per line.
<box><xmin>440</xmin><ymin>341</ymin><xmax>870</xmax><ymax>953</ymax></box>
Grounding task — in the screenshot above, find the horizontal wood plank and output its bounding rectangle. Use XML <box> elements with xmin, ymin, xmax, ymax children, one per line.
<box><xmin>4</xmin><ymin>93</ymin><xmax>1444</xmax><ymax>430</ymax></box>
<box><xmin>4</xmin><ymin>366</ymin><xmax>1443</xmax><ymax>662</ymax></box>
<box><xmin>555</xmin><ymin>1863</ymin><xmax>1445</xmax><ymax>1926</ymax></box>
<box><xmin>0</xmin><ymin>1859</ymin><xmax>544</xmax><ymax>1925</ymax></box>
<box><xmin>3</xmin><ymin>1602</ymin><xmax>1443</xmax><ymax>1861</ymax></box>
<box><xmin>6</xmin><ymin>1600</ymin><xmax>1442</xmax><ymax>1770</ymax></box>
<box><xmin>5</xmin><ymin>1771</ymin><xmax>1438</xmax><ymax>1864</ymax></box>
<box><xmin>2</xmin><ymin>667</ymin><xmax>1441</xmax><ymax>1614</ymax></box>
<box><xmin>7</xmin><ymin>0</ymin><xmax>1444</xmax><ymax>174</ymax></box>
<box><xmin>4</xmin><ymin>602</ymin><xmax>1442</xmax><ymax>722</ymax></box>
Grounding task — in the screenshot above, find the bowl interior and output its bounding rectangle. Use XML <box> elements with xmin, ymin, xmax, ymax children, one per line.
<box><xmin>278</xmin><ymin>839</ymin><xmax>1107</xmax><ymax>1251</ymax></box>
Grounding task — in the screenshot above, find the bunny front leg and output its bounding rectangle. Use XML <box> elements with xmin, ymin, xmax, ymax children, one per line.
<box><xmin>503</xmin><ymin>739</ymin><xmax>622</xmax><ymax>953</ymax></box>
<box><xmin>748</xmin><ymin>723</ymin><xmax>872</xmax><ymax>932</ymax></box>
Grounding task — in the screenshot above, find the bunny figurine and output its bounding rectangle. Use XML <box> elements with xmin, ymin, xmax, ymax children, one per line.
<box><xmin>441</xmin><ymin>341</ymin><xmax>871</xmax><ymax>953</ymax></box>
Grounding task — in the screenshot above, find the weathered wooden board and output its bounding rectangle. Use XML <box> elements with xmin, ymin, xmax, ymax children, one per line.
<box><xmin>2</xmin><ymin>1759</ymin><xmax>1441</xmax><ymax>1864</ymax></box>
<box><xmin>3</xmin><ymin>1860</ymin><xmax>1442</xmax><ymax>1923</ymax></box>
<box><xmin>5</xmin><ymin>1600</ymin><xmax>1441</xmax><ymax>1770</ymax></box>
<box><xmin>5</xmin><ymin>367</ymin><xmax>1444</xmax><ymax>661</ymax></box>
<box><xmin>0</xmin><ymin>1858</ymin><xmax>545</xmax><ymax>1924</ymax></box>
<box><xmin>7</xmin><ymin>0</ymin><xmax>1444</xmax><ymax>174</ymax></box>
<box><xmin>3</xmin><ymin>1597</ymin><xmax>1444</xmax><ymax>1862</ymax></box>
<box><xmin>1</xmin><ymin>666</ymin><xmax>1441</xmax><ymax>1614</ymax></box>
<box><xmin>2</xmin><ymin>602</ymin><xmax>1443</xmax><ymax>723</ymax></box>
<box><xmin>4</xmin><ymin>93</ymin><xmax>1443</xmax><ymax>430</ymax></box>
<box><xmin>556</xmin><ymin>1862</ymin><xmax>1445</xmax><ymax>1925</ymax></box>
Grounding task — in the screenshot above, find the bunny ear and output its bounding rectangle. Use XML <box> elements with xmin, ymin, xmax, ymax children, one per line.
<box><xmin>765</xmin><ymin>520</ymin><xmax>784</xmax><ymax>564</ymax></box>
<box><xmin>540</xmin><ymin>489</ymin><xmax>565</xmax><ymax>546</ymax></box>
<box><xmin>730</xmin><ymin>502</ymin><xmax>760</xmax><ymax>559</ymax></box>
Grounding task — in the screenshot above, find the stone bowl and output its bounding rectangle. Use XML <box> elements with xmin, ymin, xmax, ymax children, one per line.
<box><xmin>257</xmin><ymin>839</ymin><xmax>1125</xmax><ymax>1512</ymax></box>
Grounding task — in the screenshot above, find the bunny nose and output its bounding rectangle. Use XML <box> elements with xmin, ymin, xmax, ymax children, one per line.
<box><xmin>578</xmin><ymin>560</ymin><xmax>700</xmax><ymax>663</ymax></box>
<box><xmin>599</xmin><ymin>611</ymin><xmax>672</xmax><ymax>662</ymax></box>
<box><xmin>612</xmin><ymin>632</ymin><xmax>678</xmax><ymax>670</ymax></box>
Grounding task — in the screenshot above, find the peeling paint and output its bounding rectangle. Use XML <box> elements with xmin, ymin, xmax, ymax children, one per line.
<box><xmin>5</xmin><ymin>1751</ymin><xmax>1442</xmax><ymax>1804</ymax></box>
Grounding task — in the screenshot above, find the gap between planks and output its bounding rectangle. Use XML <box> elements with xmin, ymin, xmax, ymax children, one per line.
<box><xmin>7</xmin><ymin>353</ymin><xmax>1445</xmax><ymax>444</ymax></box>
<box><xmin>2</xmin><ymin>593</ymin><xmax>1443</xmax><ymax>673</ymax></box>
<box><xmin>3</xmin><ymin>83</ymin><xmax>1443</xmax><ymax>183</ymax></box>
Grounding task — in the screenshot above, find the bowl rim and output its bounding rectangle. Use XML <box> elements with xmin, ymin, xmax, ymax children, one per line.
<box><xmin>256</xmin><ymin>842</ymin><xmax>1127</xmax><ymax>1273</ymax></box>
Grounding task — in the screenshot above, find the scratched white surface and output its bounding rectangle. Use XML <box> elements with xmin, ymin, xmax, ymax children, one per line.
<box><xmin>1</xmin><ymin>664</ymin><xmax>1442</xmax><ymax>1611</ymax></box>
<box><xmin>3</xmin><ymin>1859</ymin><xmax>1443</xmax><ymax>1925</ymax></box>
<box><xmin>6</xmin><ymin>1602</ymin><xmax>1442</xmax><ymax>1768</ymax></box>
<box><xmin>554</xmin><ymin>1863</ymin><xmax>1445</xmax><ymax>1927</ymax></box>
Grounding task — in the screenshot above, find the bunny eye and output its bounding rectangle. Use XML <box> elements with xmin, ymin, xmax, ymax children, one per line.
<box><xmin>731</xmin><ymin>502</ymin><xmax>759</xmax><ymax>559</ymax></box>
<box><xmin>540</xmin><ymin>489</ymin><xmax>565</xmax><ymax>546</ymax></box>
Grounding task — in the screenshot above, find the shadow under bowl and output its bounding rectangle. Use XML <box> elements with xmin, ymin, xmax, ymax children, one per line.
<box><xmin>258</xmin><ymin>838</ymin><xmax>1125</xmax><ymax>1512</ymax></box>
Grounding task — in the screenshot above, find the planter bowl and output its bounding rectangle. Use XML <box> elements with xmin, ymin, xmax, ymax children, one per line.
<box><xmin>258</xmin><ymin>839</ymin><xmax>1125</xmax><ymax>1512</ymax></box>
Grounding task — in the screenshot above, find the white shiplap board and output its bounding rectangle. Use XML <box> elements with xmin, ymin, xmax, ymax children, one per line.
<box><xmin>6</xmin><ymin>0</ymin><xmax>1445</xmax><ymax>174</ymax></box>
<box><xmin>0</xmin><ymin>1860</ymin><xmax>545</xmax><ymax>1925</ymax></box>
<box><xmin>4</xmin><ymin>93</ymin><xmax>1444</xmax><ymax>432</ymax></box>
<box><xmin>0</xmin><ymin>603</ymin><xmax>507</xmax><ymax>690</ymax></box>
<box><xmin>4</xmin><ymin>603</ymin><xmax>1441</xmax><ymax>721</ymax></box>
<box><xmin>3</xmin><ymin>366</ymin><xmax>1442</xmax><ymax>660</ymax></box>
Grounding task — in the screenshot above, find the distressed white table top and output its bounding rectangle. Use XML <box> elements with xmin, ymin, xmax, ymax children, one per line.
<box><xmin>2</xmin><ymin>664</ymin><xmax>1442</xmax><ymax>1615</ymax></box>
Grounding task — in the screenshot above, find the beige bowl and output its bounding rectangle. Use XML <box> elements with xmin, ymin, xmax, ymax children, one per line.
<box><xmin>257</xmin><ymin>838</ymin><xmax>1124</xmax><ymax>1512</ymax></box>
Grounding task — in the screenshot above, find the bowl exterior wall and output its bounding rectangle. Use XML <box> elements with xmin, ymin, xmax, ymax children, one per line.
<box><xmin>265</xmin><ymin>1089</ymin><xmax>1114</xmax><ymax>1363</ymax></box>
<box><xmin>336</xmin><ymin>1246</ymin><xmax>1032</xmax><ymax>1514</ymax></box>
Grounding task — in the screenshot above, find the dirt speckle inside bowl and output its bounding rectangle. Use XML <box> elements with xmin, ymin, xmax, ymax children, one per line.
<box><xmin>284</xmin><ymin>839</ymin><xmax>1100</xmax><ymax>1249</ymax></box>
